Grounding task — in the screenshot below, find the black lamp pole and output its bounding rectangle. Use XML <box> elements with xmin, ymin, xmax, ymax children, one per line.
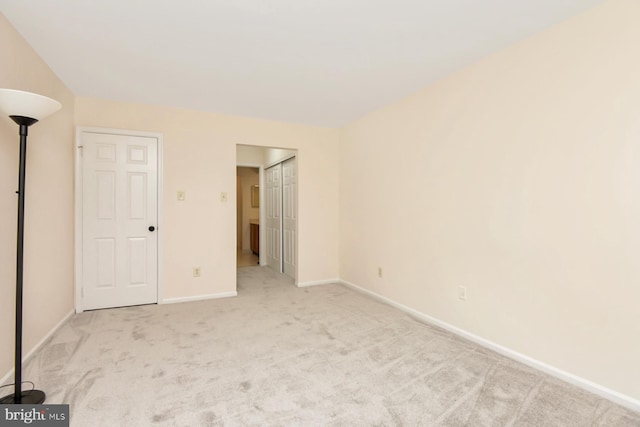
<box><xmin>0</xmin><ymin>89</ymin><xmax>60</xmax><ymax>405</ymax></box>
<box><xmin>0</xmin><ymin>115</ymin><xmax>46</xmax><ymax>405</ymax></box>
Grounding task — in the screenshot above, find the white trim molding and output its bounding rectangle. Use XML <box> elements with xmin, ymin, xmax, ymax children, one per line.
<box><xmin>0</xmin><ymin>310</ymin><xmax>74</xmax><ymax>386</ymax></box>
<box><xmin>161</xmin><ymin>291</ymin><xmax>238</xmax><ymax>305</ymax></box>
<box><xmin>339</xmin><ymin>279</ymin><xmax>640</xmax><ymax>413</ymax></box>
<box><xmin>296</xmin><ymin>278</ymin><xmax>340</xmax><ymax>288</ymax></box>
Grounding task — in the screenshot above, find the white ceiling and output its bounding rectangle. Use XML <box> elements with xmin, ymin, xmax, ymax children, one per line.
<box><xmin>0</xmin><ymin>0</ymin><xmax>602</xmax><ymax>127</ymax></box>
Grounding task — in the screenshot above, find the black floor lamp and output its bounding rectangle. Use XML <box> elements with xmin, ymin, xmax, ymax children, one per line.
<box><xmin>0</xmin><ymin>89</ymin><xmax>61</xmax><ymax>405</ymax></box>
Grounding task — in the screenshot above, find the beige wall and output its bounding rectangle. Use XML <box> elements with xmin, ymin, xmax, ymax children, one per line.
<box><xmin>0</xmin><ymin>14</ymin><xmax>75</xmax><ymax>380</ymax></box>
<box><xmin>340</xmin><ymin>0</ymin><xmax>640</xmax><ymax>401</ymax></box>
<box><xmin>75</xmin><ymin>97</ymin><xmax>340</xmax><ymax>296</ymax></box>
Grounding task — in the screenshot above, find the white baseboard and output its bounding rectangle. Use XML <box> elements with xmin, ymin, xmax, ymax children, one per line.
<box><xmin>161</xmin><ymin>291</ymin><xmax>237</xmax><ymax>304</ymax></box>
<box><xmin>339</xmin><ymin>279</ymin><xmax>640</xmax><ymax>413</ymax></box>
<box><xmin>296</xmin><ymin>278</ymin><xmax>340</xmax><ymax>288</ymax></box>
<box><xmin>1</xmin><ymin>309</ymin><xmax>75</xmax><ymax>386</ymax></box>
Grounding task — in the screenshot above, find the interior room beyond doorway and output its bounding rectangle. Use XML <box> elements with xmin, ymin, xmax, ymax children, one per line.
<box><xmin>236</xmin><ymin>166</ymin><xmax>260</xmax><ymax>268</ymax></box>
<box><xmin>236</xmin><ymin>145</ymin><xmax>298</xmax><ymax>280</ymax></box>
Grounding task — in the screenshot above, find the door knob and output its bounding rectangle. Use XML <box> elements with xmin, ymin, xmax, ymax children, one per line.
<box><xmin>148</xmin><ymin>226</ymin><xmax>156</xmax><ymax>232</ymax></box>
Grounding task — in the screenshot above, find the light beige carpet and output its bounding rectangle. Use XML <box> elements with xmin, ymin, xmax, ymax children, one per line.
<box><xmin>13</xmin><ymin>267</ymin><xmax>640</xmax><ymax>426</ymax></box>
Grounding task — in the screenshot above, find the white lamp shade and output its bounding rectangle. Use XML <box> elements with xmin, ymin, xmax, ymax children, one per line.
<box><xmin>0</xmin><ymin>89</ymin><xmax>62</xmax><ymax>121</ymax></box>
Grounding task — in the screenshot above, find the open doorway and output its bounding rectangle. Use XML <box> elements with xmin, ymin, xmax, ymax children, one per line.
<box><xmin>236</xmin><ymin>166</ymin><xmax>260</xmax><ymax>268</ymax></box>
<box><xmin>236</xmin><ymin>145</ymin><xmax>298</xmax><ymax>281</ymax></box>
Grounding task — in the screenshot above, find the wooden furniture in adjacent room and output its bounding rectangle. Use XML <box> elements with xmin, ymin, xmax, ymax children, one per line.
<box><xmin>250</xmin><ymin>220</ymin><xmax>259</xmax><ymax>255</ymax></box>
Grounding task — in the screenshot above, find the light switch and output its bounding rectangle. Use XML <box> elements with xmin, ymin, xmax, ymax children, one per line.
<box><xmin>177</xmin><ymin>191</ymin><xmax>186</xmax><ymax>201</ymax></box>
<box><xmin>220</xmin><ymin>192</ymin><xmax>228</xmax><ymax>202</ymax></box>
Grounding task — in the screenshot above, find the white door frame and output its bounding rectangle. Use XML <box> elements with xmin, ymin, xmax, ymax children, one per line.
<box><xmin>74</xmin><ymin>127</ymin><xmax>164</xmax><ymax>313</ymax></box>
<box><xmin>236</xmin><ymin>163</ymin><xmax>265</xmax><ymax>265</ymax></box>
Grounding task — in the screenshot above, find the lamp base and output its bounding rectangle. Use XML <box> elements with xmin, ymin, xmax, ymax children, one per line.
<box><xmin>0</xmin><ymin>389</ymin><xmax>46</xmax><ymax>404</ymax></box>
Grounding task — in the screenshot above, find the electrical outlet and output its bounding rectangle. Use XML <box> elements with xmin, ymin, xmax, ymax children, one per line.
<box><xmin>378</xmin><ymin>267</ymin><xmax>383</xmax><ymax>278</ymax></box>
<box><xmin>177</xmin><ymin>191</ymin><xmax>186</xmax><ymax>201</ymax></box>
<box><xmin>193</xmin><ymin>267</ymin><xmax>201</xmax><ymax>277</ymax></box>
<box><xmin>220</xmin><ymin>192</ymin><xmax>228</xmax><ymax>202</ymax></box>
<box><xmin>458</xmin><ymin>286</ymin><xmax>467</xmax><ymax>301</ymax></box>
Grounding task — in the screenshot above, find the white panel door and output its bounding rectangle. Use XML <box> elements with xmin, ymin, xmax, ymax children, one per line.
<box><xmin>265</xmin><ymin>164</ymin><xmax>282</xmax><ymax>272</ymax></box>
<box><xmin>282</xmin><ymin>158</ymin><xmax>296</xmax><ymax>279</ymax></box>
<box><xmin>81</xmin><ymin>131</ymin><xmax>158</xmax><ymax>310</ymax></box>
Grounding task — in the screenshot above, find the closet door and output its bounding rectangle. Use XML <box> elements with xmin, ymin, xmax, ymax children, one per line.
<box><xmin>265</xmin><ymin>164</ymin><xmax>282</xmax><ymax>271</ymax></box>
<box><xmin>282</xmin><ymin>158</ymin><xmax>296</xmax><ymax>279</ymax></box>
